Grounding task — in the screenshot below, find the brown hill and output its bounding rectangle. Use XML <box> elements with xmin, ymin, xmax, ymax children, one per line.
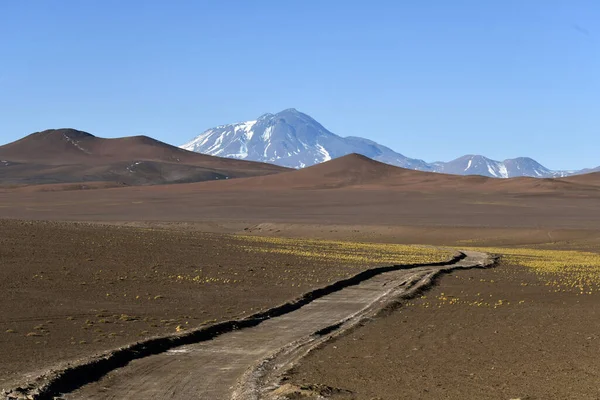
<box><xmin>490</xmin><ymin>175</ymin><xmax>600</xmax><ymax>193</ymax></box>
<box><xmin>236</xmin><ymin>153</ymin><xmax>414</xmax><ymax>189</ymax></box>
<box><xmin>177</xmin><ymin>153</ymin><xmax>503</xmax><ymax>191</ymax></box>
<box><xmin>165</xmin><ymin>153</ymin><xmax>600</xmax><ymax>195</ymax></box>
<box><xmin>2</xmin><ymin>154</ymin><xmax>600</xmax><ymax>230</ymax></box>
<box><xmin>560</xmin><ymin>172</ymin><xmax>600</xmax><ymax>187</ymax></box>
<box><xmin>0</xmin><ymin>129</ymin><xmax>288</xmax><ymax>185</ymax></box>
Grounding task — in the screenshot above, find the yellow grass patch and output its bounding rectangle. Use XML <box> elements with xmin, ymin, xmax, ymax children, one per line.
<box><xmin>465</xmin><ymin>247</ymin><xmax>600</xmax><ymax>295</ymax></box>
<box><xmin>233</xmin><ymin>236</ymin><xmax>453</xmax><ymax>266</ymax></box>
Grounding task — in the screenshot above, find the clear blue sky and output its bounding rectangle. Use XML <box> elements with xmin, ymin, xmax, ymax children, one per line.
<box><xmin>0</xmin><ymin>0</ymin><xmax>598</xmax><ymax>169</ymax></box>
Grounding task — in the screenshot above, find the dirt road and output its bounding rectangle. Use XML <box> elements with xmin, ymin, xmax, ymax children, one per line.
<box><xmin>61</xmin><ymin>251</ymin><xmax>492</xmax><ymax>400</ymax></box>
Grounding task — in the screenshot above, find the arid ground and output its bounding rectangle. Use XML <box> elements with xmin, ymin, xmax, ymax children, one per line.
<box><xmin>1</xmin><ymin>154</ymin><xmax>600</xmax><ymax>398</ymax></box>
<box><xmin>0</xmin><ymin>219</ymin><xmax>451</xmax><ymax>390</ymax></box>
<box><xmin>285</xmin><ymin>252</ymin><xmax>600</xmax><ymax>400</ymax></box>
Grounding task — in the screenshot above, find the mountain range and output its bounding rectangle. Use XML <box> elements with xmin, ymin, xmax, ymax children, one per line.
<box><xmin>181</xmin><ymin>108</ymin><xmax>597</xmax><ymax>178</ymax></box>
<box><xmin>186</xmin><ymin>153</ymin><xmax>600</xmax><ymax>194</ymax></box>
<box><xmin>0</xmin><ymin>129</ymin><xmax>286</xmax><ymax>187</ymax></box>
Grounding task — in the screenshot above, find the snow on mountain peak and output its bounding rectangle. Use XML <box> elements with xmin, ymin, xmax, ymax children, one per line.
<box><xmin>181</xmin><ymin>109</ymin><xmax>422</xmax><ymax>169</ymax></box>
<box><xmin>181</xmin><ymin>109</ymin><xmax>579</xmax><ymax>178</ymax></box>
<box><xmin>234</xmin><ymin>120</ymin><xmax>257</xmax><ymax>140</ymax></box>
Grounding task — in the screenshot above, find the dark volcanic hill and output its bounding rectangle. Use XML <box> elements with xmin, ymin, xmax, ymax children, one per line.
<box><xmin>0</xmin><ymin>129</ymin><xmax>288</xmax><ymax>186</ymax></box>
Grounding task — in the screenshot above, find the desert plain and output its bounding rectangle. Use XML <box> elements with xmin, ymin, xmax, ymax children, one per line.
<box><xmin>1</xmin><ymin>131</ymin><xmax>600</xmax><ymax>399</ymax></box>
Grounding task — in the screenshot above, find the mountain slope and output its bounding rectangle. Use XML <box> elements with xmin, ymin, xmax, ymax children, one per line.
<box><xmin>435</xmin><ymin>155</ymin><xmax>572</xmax><ymax>178</ymax></box>
<box><xmin>0</xmin><ymin>129</ymin><xmax>288</xmax><ymax>186</ymax></box>
<box><xmin>181</xmin><ymin>109</ymin><xmax>428</xmax><ymax>170</ymax></box>
<box><xmin>182</xmin><ymin>109</ymin><xmax>583</xmax><ymax>178</ymax></box>
<box><xmin>574</xmin><ymin>166</ymin><xmax>600</xmax><ymax>176</ymax></box>
<box><xmin>561</xmin><ymin>171</ymin><xmax>600</xmax><ymax>187</ymax></box>
<box><xmin>182</xmin><ymin>153</ymin><xmax>481</xmax><ymax>191</ymax></box>
<box><xmin>181</xmin><ymin>153</ymin><xmax>599</xmax><ymax>196</ymax></box>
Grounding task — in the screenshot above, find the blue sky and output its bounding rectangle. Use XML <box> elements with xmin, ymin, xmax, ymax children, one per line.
<box><xmin>0</xmin><ymin>0</ymin><xmax>598</xmax><ymax>170</ymax></box>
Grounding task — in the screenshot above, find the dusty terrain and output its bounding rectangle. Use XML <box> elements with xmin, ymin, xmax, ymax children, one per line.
<box><xmin>0</xmin><ymin>219</ymin><xmax>451</xmax><ymax>390</ymax></box>
<box><xmin>1</xmin><ymin>155</ymin><xmax>600</xmax><ymax>231</ymax></box>
<box><xmin>0</xmin><ymin>220</ymin><xmax>359</xmax><ymax>388</ymax></box>
<box><xmin>1</xmin><ymin>154</ymin><xmax>600</xmax><ymax>398</ymax></box>
<box><xmin>63</xmin><ymin>253</ymin><xmax>489</xmax><ymax>400</ymax></box>
<box><xmin>286</xmin><ymin>246</ymin><xmax>600</xmax><ymax>400</ymax></box>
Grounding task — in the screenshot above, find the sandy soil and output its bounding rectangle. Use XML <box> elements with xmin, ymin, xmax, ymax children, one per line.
<box><xmin>286</xmin><ymin>257</ymin><xmax>600</xmax><ymax>399</ymax></box>
<box><xmin>0</xmin><ymin>220</ymin><xmax>375</xmax><ymax>388</ymax></box>
<box><xmin>2</xmin><ymin>186</ymin><xmax>600</xmax><ymax>232</ymax></box>
<box><xmin>62</xmin><ymin>253</ymin><xmax>489</xmax><ymax>400</ymax></box>
<box><xmin>1</xmin><ymin>154</ymin><xmax>600</xmax><ymax>230</ymax></box>
<box><xmin>2</xmin><ymin>153</ymin><xmax>600</xmax><ymax>398</ymax></box>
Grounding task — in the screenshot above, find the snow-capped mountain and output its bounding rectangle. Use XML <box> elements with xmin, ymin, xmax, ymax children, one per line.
<box><xmin>181</xmin><ymin>108</ymin><xmax>581</xmax><ymax>178</ymax></box>
<box><xmin>435</xmin><ymin>155</ymin><xmax>572</xmax><ymax>178</ymax></box>
<box><xmin>181</xmin><ymin>108</ymin><xmax>428</xmax><ymax>170</ymax></box>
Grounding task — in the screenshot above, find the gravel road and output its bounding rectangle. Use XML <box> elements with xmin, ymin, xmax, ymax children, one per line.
<box><xmin>64</xmin><ymin>251</ymin><xmax>492</xmax><ymax>400</ymax></box>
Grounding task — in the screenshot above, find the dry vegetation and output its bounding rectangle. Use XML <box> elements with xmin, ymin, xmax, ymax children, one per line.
<box><xmin>287</xmin><ymin>243</ymin><xmax>600</xmax><ymax>399</ymax></box>
<box><xmin>467</xmin><ymin>246</ymin><xmax>600</xmax><ymax>295</ymax></box>
<box><xmin>405</xmin><ymin>247</ymin><xmax>600</xmax><ymax>311</ymax></box>
<box><xmin>0</xmin><ymin>219</ymin><xmax>452</xmax><ymax>388</ymax></box>
<box><xmin>236</xmin><ymin>235</ymin><xmax>453</xmax><ymax>266</ymax></box>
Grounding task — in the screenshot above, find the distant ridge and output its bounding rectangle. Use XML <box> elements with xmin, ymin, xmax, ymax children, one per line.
<box><xmin>0</xmin><ymin>129</ymin><xmax>288</xmax><ymax>186</ymax></box>
<box><xmin>178</xmin><ymin>153</ymin><xmax>600</xmax><ymax>195</ymax></box>
<box><xmin>2</xmin><ymin>128</ymin><xmax>226</xmax><ymax>164</ymax></box>
<box><xmin>181</xmin><ymin>109</ymin><xmax>593</xmax><ymax>178</ymax></box>
<box><xmin>188</xmin><ymin>153</ymin><xmax>479</xmax><ymax>190</ymax></box>
<box><xmin>561</xmin><ymin>171</ymin><xmax>600</xmax><ymax>187</ymax></box>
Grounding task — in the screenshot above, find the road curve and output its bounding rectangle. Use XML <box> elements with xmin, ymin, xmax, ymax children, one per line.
<box><xmin>59</xmin><ymin>250</ymin><xmax>493</xmax><ymax>400</ymax></box>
